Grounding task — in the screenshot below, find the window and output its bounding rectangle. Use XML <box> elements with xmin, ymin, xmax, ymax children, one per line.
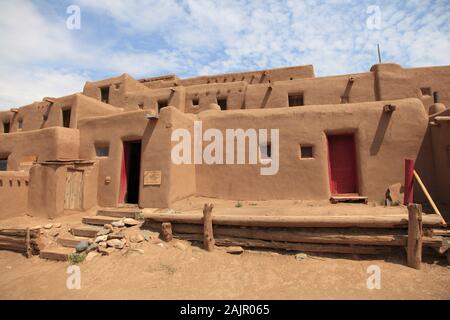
<box><xmin>62</xmin><ymin>108</ymin><xmax>71</xmax><ymax>128</ymax></box>
<box><xmin>300</xmin><ymin>146</ymin><xmax>314</xmax><ymax>159</ymax></box>
<box><xmin>259</xmin><ymin>143</ymin><xmax>271</xmax><ymax>159</ymax></box>
<box><xmin>289</xmin><ymin>93</ymin><xmax>304</xmax><ymax>107</ymax></box>
<box><xmin>138</xmin><ymin>103</ymin><xmax>144</xmax><ymax>109</ymax></box>
<box><xmin>18</xmin><ymin>118</ymin><xmax>23</xmax><ymax>130</ymax></box>
<box><xmin>100</xmin><ymin>86</ymin><xmax>110</xmax><ymax>103</ymax></box>
<box><xmin>420</xmin><ymin>87</ymin><xmax>432</xmax><ymax>97</ymax></box>
<box><xmin>95</xmin><ymin>145</ymin><xmax>109</xmax><ymax>157</ymax></box>
<box><xmin>192</xmin><ymin>98</ymin><xmax>199</xmax><ymax>107</ymax></box>
<box><xmin>3</xmin><ymin>121</ymin><xmax>9</xmax><ymax>133</ymax></box>
<box><xmin>158</xmin><ymin>99</ymin><xmax>169</xmax><ymax>111</ymax></box>
<box><xmin>0</xmin><ymin>158</ymin><xmax>7</xmax><ymax>171</ymax></box>
<box><xmin>217</xmin><ymin>97</ymin><xmax>227</xmax><ymax>110</ymax></box>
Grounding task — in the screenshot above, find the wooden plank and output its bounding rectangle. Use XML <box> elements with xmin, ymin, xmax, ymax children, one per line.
<box><xmin>407</xmin><ymin>204</ymin><xmax>422</xmax><ymax>269</ymax></box>
<box><xmin>174</xmin><ymin>233</ymin><xmax>393</xmax><ymax>255</ymax></box>
<box><xmin>0</xmin><ymin>228</ymin><xmax>40</xmax><ymax>238</ymax></box>
<box><xmin>144</xmin><ymin>213</ymin><xmax>444</xmax><ymax>229</ymax></box>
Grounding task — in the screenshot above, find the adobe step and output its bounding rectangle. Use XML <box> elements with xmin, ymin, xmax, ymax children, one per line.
<box><xmin>71</xmin><ymin>225</ymin><xmax>103</xmax><ymax>238</ymax></box>
<box><xmin>40</xmin><ymin>247</ymin><xmax>75</xmax><ymax>261</ymax></box>
<box><xmin>58</xmin><ymin>235</ymin><xmax>92</xmax><ymax>248</ymax></box>
<box><xmin>82</xmin><ymin>215</ymin><xmax>121</xmax><ymax>226</ymax></box>
<box><xmin>97</xmin><ymin>207</ymin><xmax>141</xmax><ymax>219</ymax></box>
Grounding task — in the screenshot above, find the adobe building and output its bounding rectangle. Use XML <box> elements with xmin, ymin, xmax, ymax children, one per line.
<box><xmin>0</xmin><ymin>63</ymin><xmax>449</xmax><ymax>219</ymax></box>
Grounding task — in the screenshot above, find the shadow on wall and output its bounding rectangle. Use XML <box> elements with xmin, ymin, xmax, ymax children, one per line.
<box><xmin>370</xmin><ymin>112</ymin><xmax>393</xmax><ymax>156</ymax></box>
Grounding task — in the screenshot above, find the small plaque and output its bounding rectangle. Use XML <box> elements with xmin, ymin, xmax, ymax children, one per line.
<box><xmin>144</xmin><ymin>170</ymin><xmax>161</xmax><ymax>186</ymax></box>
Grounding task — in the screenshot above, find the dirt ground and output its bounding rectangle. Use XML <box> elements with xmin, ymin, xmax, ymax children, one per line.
<box><xmin>0</xmin><ymin>197</ymin><xmax>449</xmax><ymax>300</ymax></box>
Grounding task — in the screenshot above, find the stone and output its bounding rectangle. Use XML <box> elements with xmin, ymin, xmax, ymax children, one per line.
<box><xmin>295</xmin><ymin>253</ymin><xmax>307</xmax><ymax>261</ymax></box>
<box><xmin>47</xmin><ymin>229</ymin><xmax>60</xmax><ymax>237</ymax></box>
<box><xmin>86</xmin><ymin>251</ymin><xmax>99</xmax><ymax>262</ymax></box>
<box><xmin>95</xmin><ymin>235</ymin><xmax>108</xmax><ymax>243</ymax></box>
<box><xmin>44</xmin><ymin>223</ymin><xmax>53</xmax><ymax>229</ymax></box>
<box><xmin>226</xmin><ymin>246</ymin><xmax>244</xmax><ymax>254</ymax></box>
<box><xmin>86</xmin><ymin>243</ymin><xmax>98</xmax><ymax>253</ymax></box>
<box><xmin>129</xmin><ymin>233</ymin><xmax>144</xmax><ymax>243</ymax></box>
<box><xmin>104</xmin><ymin>224</ymin><xmax>114</xmax><ymax>231</ymax></box>
<box><xmin>108</xmin><ymin>232</ymin><xmax>125</xmax><ymax>240</ymax></box>
<box><xmin>131</xmin><ymin>248</ymin><xmax>144</xmax><ymax>254</ymax></box>
<box><xmin>96</xmin><ymin>228</ymin><xmax>111</xmax><ymax>236</ymax></box>
<box><xmin>98</xmin><ymin>241</ymin><xmax>107</xmax><ymax>248</ymax></box>
<box><xmin>123</xmin><ymin>218</ymin><xmax>140</xmax><ymax>226</ymax></box>
<box><xmin>161</xmin><ymin>208</ymin><xmax>176</xmax><ymax>214</ymax></box>
<box><xmin>107</xmin><ymin>239</ymin><xmax>124</xmax><ymax>249</ymax></box>
<box><xmin>173</xmin><ymin>241</ymin><xmax>187</xmax><ymax>251</ymax></box>
<box><xmin>98</xmin><ymin>246</ymin><xmax>114</xmax><ymax>256</ymax></box>
<box><xmin>141</xmin><ymin>230</ymin><xmax>151</xmax><ymax>241</ymax></box>
<box><xmin>112</xmin><ymin>221</ymin><xmax>125</xmax><ymax>227</ymax></box>
<box><xmin>75</xmin><ymin>240</ymin><xmax>89</xmax><ymax>253</ymax></box>
<box><xmin>53</xmin><ymin>223</ymin><xmax>62</xmax><ymax>228</ymax></box>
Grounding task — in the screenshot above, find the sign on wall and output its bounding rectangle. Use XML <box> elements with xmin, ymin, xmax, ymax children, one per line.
<box><xmin>144</xmin><ymin>170</ymin><xmax>162</xmax><ymax>186</ymax></box>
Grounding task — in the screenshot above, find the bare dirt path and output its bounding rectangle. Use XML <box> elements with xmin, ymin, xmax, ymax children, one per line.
<box><xmin>1</xmin><ymin>239</ymin><xmax>449</xmax><ymax>300</ymax></box>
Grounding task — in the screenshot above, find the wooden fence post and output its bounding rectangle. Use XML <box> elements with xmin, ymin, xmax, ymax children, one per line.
<box><xmin>404</xmin><ymin>159</ymin><xmax>414</xmax><ymax>205</ymax></box>
<box><xmin>407</xmin><ymin>203</ymin><xmax>422</xmax><ymax>269</ymax></box>
<box><xmin>203</xmin><ymin>203</ymin><xmax>215</xmax><ymax>251</ymax></box>
<box><xmin>161</xmin><ymin>222</ymin><xmax>173</xmax><ymax>242</ymax></box>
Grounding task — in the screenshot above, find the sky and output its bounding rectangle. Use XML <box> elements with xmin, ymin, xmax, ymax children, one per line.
<box><xmin>0</xmin><ymin>0</ymin><xmax>449</xmax><ymax>110</ymax></box>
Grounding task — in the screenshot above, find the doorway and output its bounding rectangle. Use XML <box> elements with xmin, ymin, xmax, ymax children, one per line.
<box><xmin>119</xmin><ymin>140</ymin><xmax>142</xmax><ymax>204</ymax></box>
<box><xmin>327</xmin><ymin>134</ymin><xmax>358</xmax><ymax>195</ymax></box>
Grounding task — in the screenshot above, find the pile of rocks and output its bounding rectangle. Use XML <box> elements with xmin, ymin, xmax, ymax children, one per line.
<box><xmin>74</xmin><ymin>218</ymin><xmax>148</xmax><ymax>259</ymax></box>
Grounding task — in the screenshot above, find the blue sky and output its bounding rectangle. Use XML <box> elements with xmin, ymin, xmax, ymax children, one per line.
<box><xmin>1</xmin><ymin>0</ymin><xmax>450</xmax><ymax>109</ymax></box>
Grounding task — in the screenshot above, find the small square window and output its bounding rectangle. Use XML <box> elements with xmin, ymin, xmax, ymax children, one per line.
<box><xmin>100</xmin><ymin>86</ymin><xmax>110</xmax><ymax>103</ymax></box>
<box><xmin>300</xmin><ymin>146</ymin><xmax>314</xmax><ymax>159</ymax></box>
<box><xmin>217</xmin><ymin>97</ymin><xmax>227</xmax><ymax>110</ymax></box>
<box><xmin>260</xmin><ymin>143</ymin><xmax>271</xmax><ymax>159</ymax></box>
<box><xmin>95</xmin><ymin>145</ymin><xmax>109</xmax><ymax>157</ymax></box>
<box><xmin>3</xmin><ymin>121</ymin><xmax>10</xmax><ymax>133</ymax></box>
<box><xmin>0</xmin><ymin>158</ymin><xmax>7</xmax><ymax>171</ymax></box>
<box><xmin>138</xmin><ymin>103</ymin><xmax>144</xmax><ymax>109</ymax></box>
<box><xmin>158</xmin><ymin>99</ymin><xmax>169</xmax><ymax>111</ymax></box>
<box><xmin>289</xmin><ymin>93</ymin><xmax>304</xmax><ymax>107</ymax></box>
<box><xmin>420</xmin><ymin>87</ymin><xmax>432</xmax><ymax>97</ymax></box>
<box><xmin>192</xmin><ymin>98</ymin><xmax>199</xmax><ymax>107</ymax></box>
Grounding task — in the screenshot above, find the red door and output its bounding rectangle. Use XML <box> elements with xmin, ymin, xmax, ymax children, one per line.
<box><xmin>327</xmin><ymin>134</ymin><xmax>358</xmax><ymax>195</ymax></box>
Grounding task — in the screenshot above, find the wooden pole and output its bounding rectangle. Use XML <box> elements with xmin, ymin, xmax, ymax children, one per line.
<box><xmin>404</xmin><ymin>159</ymin><xmax>414</xmax><ymax>205</ymax></box>
<box><xmin>25</xmin><ymin>227</ymin><xmax>31</xmax><ymax>258</ymax></box>
<box><xmin>413</xmin><ymin>170</ymin><xmax>446</xmax><ymax>226</ymax></box>
<box><xmin>145</xmin><ymin>212</ymin><xmax>443</xmax><ymax>229</ymax></box>
<box><xmin>203</xmin><ymin>203</ymin><xmax>215</xmax><ymax>251</ymax></box>
<box><xmin>407</xmin><ymin>204</ymin><xmax>423</xmax><ymax>269</ymax></box>
<box><xmin>161</xmin><ymin>222</ymin><xmax>173</xmax><ymax>242</ymax></box>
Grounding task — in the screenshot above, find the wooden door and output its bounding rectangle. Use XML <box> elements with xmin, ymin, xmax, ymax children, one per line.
<box><xmin>64</xmin><ymin>168</ymin><xmax>84</xmax><ymax>210</ymax></box>
<box><xmin>327</xmin><ymin>134</ymin><xmax>358</xmax><ymax>195</ymax></box>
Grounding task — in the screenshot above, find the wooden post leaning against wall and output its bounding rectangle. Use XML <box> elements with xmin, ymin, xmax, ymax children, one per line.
<box><xmin>203</xmin><ymin>203</ymin><xmax>215</xmax><ymax>251</ymax></box>
<box><xmin>161</xmin><ymin>222</ymin><xmax>173</xmax><ymax>242</ymax></box>
<box><xmin>407</xmin><ymin>204</ymin><xmax>423</xmax><ymax>269</ymax></box>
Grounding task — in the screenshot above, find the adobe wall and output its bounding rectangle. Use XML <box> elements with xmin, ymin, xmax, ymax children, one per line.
<box><xmin>0</xmin><ymin>171</ymin><xmax>29</xmax><ymax>219</ymax></box>
<box><xmin>429</xmin><ymin>111</ymin><xmax>450</xmax><ymax>204</ymax></box>
<box><xmin>0</xmin><ymin>127</ymin><xmax>80</xmax><ymax>170</ymax></box>
<box><xmin>194</xmin><ymin>98</ymin><xmax>428</xmax><ymax>202</ymax></box>
<box><xmin>28</xmin><ymin>161</ymin><xmax>98</xmax><ymax>218</ymax></box>
<box><xmin>78</xmin><ymin>111</ymin><xmax>149</xmax><ymax>207</ymax></box>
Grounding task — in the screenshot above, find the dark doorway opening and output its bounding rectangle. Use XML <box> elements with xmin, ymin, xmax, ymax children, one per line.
<box><xmin>120</xmin><ymin>140</ymin><xmax>142</xmax><ymax>204</ymax></box>
<box><xmin>62</xmin><ymin>108</ymin><xmax>71</xmax><ymax>128</ymax></box>
<box><xmin>327</xmin><ymin>134</ymin><xmax>358</xmax><ymax>195</ymax></box>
